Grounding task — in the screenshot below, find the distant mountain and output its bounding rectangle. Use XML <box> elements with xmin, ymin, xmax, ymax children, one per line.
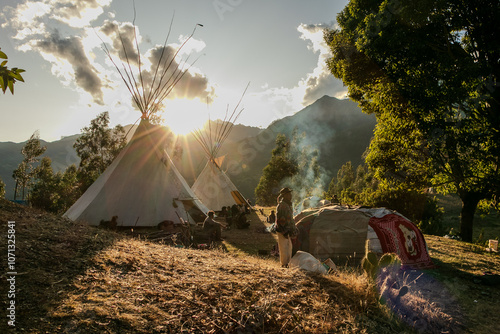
<box><xmin>210</xmin><ymin>95</ymin><xmax>377</xmax><ymax>202</ymax></box>
<box><xmin>174</xmin><ymin>122</ymin><xmax>263</xmax><ymax>184</ymax></box>
<box><xmin>0</xmin><ymin>122</ymin><xmax>261</xmax><ymax>200</ymax></box>
<box><xmin>0</xmin><ymin>135</ymin><xmax>80</xmax><ymax>200</ymax></box>
<box><xmin>0</xmin><ymin>96</ymin><xmax>376</xmax><ymax>202</ymax></box>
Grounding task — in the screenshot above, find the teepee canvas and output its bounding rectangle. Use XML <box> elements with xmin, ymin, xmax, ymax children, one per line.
<box><xmin>191</xmin><ymin>87</ymin><xmax>251</xmax><ymax>211</ymax></box>
<box><xmin>64</xmin><ymin>120</ymin><xmax>208</xmax><ymax>226</ymax></box>
<box><xmin>191</xmin><ymin>156</ymin><xmax>248</xmax><ymax>211</ymax></box>
<box><xmin>64</xmin><ymin>19</ymin><xmax>208</xmax><ymax>226</ymax></box>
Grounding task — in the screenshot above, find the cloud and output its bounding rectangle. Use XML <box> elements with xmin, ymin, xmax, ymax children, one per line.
<box><xmin>297</xmin><ymin>22</ymin><xmax>347</xmax><ymax>105</ymax></box>
<box><xmin>1</xmin><ymin>1</ymin><xmax>51</xmax><ymax>39</ymax></box>
<box><xmin>50</xmin><ymin>0</ymin><xmax>112</xmax><ymax>28</ymax></box>
<box><xmin>3</xmin><ymin>1</ymin><xmax>213</xmax><ymax>112</ymax></box>
<box><xmin>145</xmin><ymin>44</ymin><xmax>214</xmax><ymax>102</ymax></box>
<box><xmin>52</xmin><ymin>0</ymin><xmax>112</xmax><ymax>28</ymax></box>
<box><xmin>2</xmin><ymin>0</ymin><xmax>109</xmax><ymax>104</ymax></box>
<box><xmin>100</xmin><ymin>20</ymin><xmax>141</xmax><ymax>66</ymax></box>
<box><xmin>2</xmin><ymin>0</ymin><xmax>111</xmax><ymax>34</ymax></box>
<box><xmin>99</xmin><ymin>21</ymin><xmax>214</xmax><ymax>110</ymax></box>
<box><xmin>35</xmin><ymin>30</ymin><xmax>105</xmax><ymax>104</ymax></box>
<box><xmin>252</xmin><ymin>22</ymin><xmax>347</xmax><ymax>123</ymax></box>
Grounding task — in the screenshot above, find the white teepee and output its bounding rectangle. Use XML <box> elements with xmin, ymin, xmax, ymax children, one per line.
<box><xmin>191</xmin><ymin>157</ymin><xmax>249</xmax><ymax>211</ymax></box>
<box><xmin>64</xmin><ymin>19</ymin><xmax>208</xmax><ymax>226</ymax></box>
<box><xmin>64</xmin><ymin>120</ymin><xmax>208</xmax><ymax>226</ymax></box>
<box><xmin>191</xmin><ymin>87</ymin><xmax>251</xmax><ymax>211</ymax></box>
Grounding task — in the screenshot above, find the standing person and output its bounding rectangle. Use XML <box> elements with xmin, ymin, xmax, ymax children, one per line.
<box><xmin>276</xmin><ymin>187</ymin><xmax>296</xmax><ymax>267</ymax></box>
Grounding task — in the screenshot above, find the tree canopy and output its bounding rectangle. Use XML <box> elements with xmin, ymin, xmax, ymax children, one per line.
<box><xmin>12</xmin><ymin>131</ymin><xmax>46</xmax><ymax>201</ymax></box>
<box><xmin>255</xmin><ymin>134</ymin><xmax>297</xmax><ymax>206</ymax></box>
<box><xmin>73</xmin><ymin>112</ymin><xmax>126</xmax><ymax>191</ymax></box>
<box><xmin>325</xmin><ymin>0</ymin><xmax>500</xmax><ymax>241</ymax></box>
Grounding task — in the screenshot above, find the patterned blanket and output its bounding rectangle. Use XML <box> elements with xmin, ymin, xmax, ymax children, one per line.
<box><xmin>369</xmin><ymin>214</ymin><xmax>434</xmax><ymax>269</ymax></box>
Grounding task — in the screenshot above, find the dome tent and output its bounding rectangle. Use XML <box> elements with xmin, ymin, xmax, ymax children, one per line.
<box><xmin>292</xmin><ymin>205</ymin><xmax>434</xmax><ymax>269</ymax></box>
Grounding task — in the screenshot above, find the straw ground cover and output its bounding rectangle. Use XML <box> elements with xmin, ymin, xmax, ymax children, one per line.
<box><xmin>0</xmin><ymin>198</ymin><xmax>498</xmax><ymax>333</ymax></box>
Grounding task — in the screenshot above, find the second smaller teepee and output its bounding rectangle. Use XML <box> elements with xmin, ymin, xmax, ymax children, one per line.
<box><xmin>191</xmin><ymin>88</ymin><xmax>251</xmax><ymax>211</ymax></box>
<box><xmin>192</xmin><ymin>155</ymin><xmax>249</xmax><ymax>211</ymax></box>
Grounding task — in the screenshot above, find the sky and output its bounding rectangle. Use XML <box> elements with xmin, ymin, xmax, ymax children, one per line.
<box><xmin>0</xmin><ymin>0</ymin><xmax>350</xmax><ymax>142</ymax></box>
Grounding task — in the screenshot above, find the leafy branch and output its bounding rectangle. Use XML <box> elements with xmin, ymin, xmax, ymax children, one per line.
<box><xmin>0</xmin><ymin>48</ymin><xmax>25</xmax><ymax>94</ymax></box>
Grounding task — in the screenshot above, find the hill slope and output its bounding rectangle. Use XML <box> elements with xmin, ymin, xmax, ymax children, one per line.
<box><xmin>2</xmin><ymin>200</ymin><xmax>499</xmax><ymax>333</ymax></box>
<box><xmin>0</xmin><ymin>199</ymin><xmax>405</xmax><ymax>333</ymax></box>
<box><xmin>0</xmin><ymin>135</ymin><xmax>80</xmax><ymax>200</ymax></box>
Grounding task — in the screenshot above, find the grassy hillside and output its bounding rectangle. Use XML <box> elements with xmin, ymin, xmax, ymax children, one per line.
<box><xmin>1</xmin><ymin>200</ymin><xmax>499</xmax><ymax>333</ymax></box>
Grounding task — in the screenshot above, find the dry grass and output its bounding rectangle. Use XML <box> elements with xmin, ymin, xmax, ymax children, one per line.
<box><xmin>1</xmin><ymin>199</ymin><xmax>498</xmax><ymax>333</ymax></box>
<box><xmin>47</xmin><ymin>239</ymin><xmax>383</xmax><ymax>333</ymax></box>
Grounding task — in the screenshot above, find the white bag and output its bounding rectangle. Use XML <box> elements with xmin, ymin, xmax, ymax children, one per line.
<box><xmin>289</xmin><ymin>251</ymin><xmax>328</xmax><ymax>274</ymax></box>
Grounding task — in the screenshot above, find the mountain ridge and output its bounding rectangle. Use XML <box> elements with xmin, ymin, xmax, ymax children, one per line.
<box><xmin>0</xmin><ymin>96</ymin><xmax>376</xmax><ymax>201</ymax></box>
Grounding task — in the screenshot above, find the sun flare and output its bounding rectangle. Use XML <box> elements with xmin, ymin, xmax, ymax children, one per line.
<box><xmin>161</xmin><ymin>99</ymin><xmax>209</xmax><ymax>135</ymax></box>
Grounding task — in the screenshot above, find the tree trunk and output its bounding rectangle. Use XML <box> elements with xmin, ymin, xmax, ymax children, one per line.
<box><xmin>459</xmin><ymin>192</ymin><xmax>482</xmax><ymax>242</ymax></box>
<box><xmin>14</xmin><ymin>180</ymin><xmax>18</xmax><ymax>201</ymax></box>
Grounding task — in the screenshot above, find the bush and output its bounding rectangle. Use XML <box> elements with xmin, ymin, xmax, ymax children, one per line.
<box><xmin>0</xmin><ymin>176</ymin><xmax>5</xmax><ymax>198</ymax></box>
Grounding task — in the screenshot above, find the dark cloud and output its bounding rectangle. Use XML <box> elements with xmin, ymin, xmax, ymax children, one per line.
<box><xmin>300</xmin><ymin>22</ymin><xmax>333</xmax><ymax>33</ymax></box>
<box><xmin>144</xmin><ymin>45</ymin><xmax>214</xmax><ymax>102</ymax></box>
<box><xmin>100</xmin><ymin>20</ymin><xmax>140</xmax><ymax>66</ymax></box>
<box><xmin>99</xmin><ymin>21</ymin><xmax>213</xmax><ymax>111</ymax></box>
<box><xmin>36</xmin><ymin>30</ymin><xmax>104</xmax><ymax>104</ymax></box>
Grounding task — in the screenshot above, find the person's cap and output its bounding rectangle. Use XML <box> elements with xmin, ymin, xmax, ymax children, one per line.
<box><xmin>279</xmin><ymin>187</ymin><xmax>293</xmax><ymax>195</ymax></box>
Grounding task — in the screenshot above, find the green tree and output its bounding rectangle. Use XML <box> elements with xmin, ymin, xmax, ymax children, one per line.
<box><xmin>327</xmin><ymin>161</ymin><xmax>357</xmax><ymax>204</ymax></box>
<box><xmin>0</xmin><ymin>48</ymin><xmax>25</xmax><ymax>94</ymax></box>
<box><xmin>31</xmin><ymin>158</ymin><xmax>81</xmax><ymax>213</ymax></box>
<box><xmin>30</xmin><ymin>157</ymin><xmax>57</xmax><ymax>210</ymax></box>
<box><xmin>12</xmin><ymin>131</ymin><xmax>47</xmax><ymax>201</ymax></box>
<box><xmin>58</xmin><ymin>164</ymin><xmax>81</xmax><ymax>211</ymax></box>
<box><xmin>325</xmin><ymin>0</ymin><xmax>500</xmax><ymax>242</ymax></box>
<box><xmin>255</xmin><ymin>134</ymin><xmax>298</xmax><ymax>206</ymax></box>
<box><xmin>74</xmin><ymin>112</ymin><xmax>126</xmax><ymax>191</ymax></box>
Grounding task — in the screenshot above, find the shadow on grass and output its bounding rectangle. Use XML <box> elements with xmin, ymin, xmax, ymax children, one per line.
<box><xmin>0</xmin><ymin>200</ymin><xmax>123</xmax><ymax>332</ymax></box>
<box><xmin>221</xmin><ymin>209</ymin><xmax>279</xmax><ymax>257</ymax></box>
<box><xmin>305</xmin><ymin>271</ymin><xmax>415</xmax><ymax>333</ymax></box>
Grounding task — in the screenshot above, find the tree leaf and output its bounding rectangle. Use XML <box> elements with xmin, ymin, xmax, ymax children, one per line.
<box><xmin>10</xmin><ymin>72</ymin><xmax>24</xmax><ymax>81</ymax></box>
<box><xmin>8</xmin><ymin>79</ymin><xmax>14</xmax><ymax>94</ymax></box>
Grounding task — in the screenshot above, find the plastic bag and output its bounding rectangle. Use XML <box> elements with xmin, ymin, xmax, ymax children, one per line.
<box><xmin>289</xmin><ymin>251</ymin><xmax>328</xmax><ymax>274</ymax></box>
